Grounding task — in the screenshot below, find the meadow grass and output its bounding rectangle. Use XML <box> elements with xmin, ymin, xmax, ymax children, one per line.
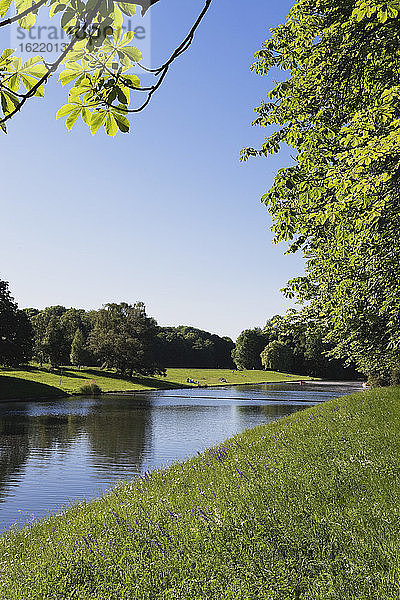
<box><xmin>0</xmin><ymin>386</ymin><xmax>398</xmax><ymax>599</ymax></box>
<box><xmin>0</xmin><ymin>366</ymin><xmax>309</xmax><ymax>400</ymax></box>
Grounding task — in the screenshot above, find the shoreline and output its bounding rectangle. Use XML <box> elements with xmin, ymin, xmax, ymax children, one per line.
<box><xmin>0</xmin><ymin>378</ymin><xmax>319</xmax><ymax>403</ymax></box>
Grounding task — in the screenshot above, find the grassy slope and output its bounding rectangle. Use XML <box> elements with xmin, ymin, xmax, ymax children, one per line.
<box><xmin>0</xmin><ymin>366</ymin><xmax>310</xmax><ymax>400</ymax></box>
<box><xmin>0</xmin><ymin>387</ymin><xmax>398</xmax><ymax>599</ymax></box>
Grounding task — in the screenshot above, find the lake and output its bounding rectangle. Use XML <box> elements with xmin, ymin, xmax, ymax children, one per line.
<box><xmin>0</xmin><ymin>380</ymin><xmax>362</xmax><ymax>533</ymax></box>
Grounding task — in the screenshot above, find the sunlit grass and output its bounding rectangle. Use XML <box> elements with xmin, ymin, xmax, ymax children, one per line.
<box><xmin>0</xmin><ymin>366</ymin><xmax>310</xmax><ymax>400</ymax></box>
<box><xmin>0</xmin><ymin>387</ymin><xmax>398</xmax><ymax>599</ymax></box>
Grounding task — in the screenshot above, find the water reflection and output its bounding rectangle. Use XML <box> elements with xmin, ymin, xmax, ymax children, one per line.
<box><xmin>0</xmin><ymin>382</ymin><xmax>362</xmax><ymax>532</ymax></box>
<box><xmin>0</xmin><ymin>411</ymin><xmax>31</xmax><ymax>501</ymax></box>
<box><xmin>235</xmin><ymin>403</ymin><xmax>303</xmax><ymax>421</ymax></box>
<box><xmin>85</xmin><ymin>400</ymin><xmax>150</xmax><ymax>469</ymax></box>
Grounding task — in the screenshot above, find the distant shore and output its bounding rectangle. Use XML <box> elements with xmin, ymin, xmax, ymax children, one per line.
<box><xmin>0</xmin><ymin>366</ymin><xmax>314</xmax><ymax>402</ymax></box>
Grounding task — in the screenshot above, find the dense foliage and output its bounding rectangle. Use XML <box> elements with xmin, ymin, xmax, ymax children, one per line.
<box><xmin>262</xmin><ymin>311</ymin><xmax>360</xmax><ymax>379</ymax></box>
<box><xmin>155</xmin><ymin>326</ymin><xmax>234</xmax><ymax>369</ymax></box>
<box><xmin>70</xmin><ymin>328</ymin><xmax>89</xmax><ymax>367</ymax></box>
<box><xmin>0</xmin><ymin>278</ymin><xmax>359</xmax><ymax>378</ymax></box>
<box><xmin>243</xmin><ymin>0</ymin><xmax>400</xmax><ymax>382</ymax></box>
<box><xmin>234</xmin><ymin>312</ymin><xmax>359</xmax><ymax>378</ymax></box>
<box><xmin>261</xmin><ymin>339</ymin><xmax>294</xmax><ymax>372</ymax></box>
<box><xmin>0</xmin><ymin>279</ymin><xmax>33</xmax><ymax>366</ymax></box>
<box><xmin>24</xmin><ymin>305</ymin><xmax>236</xmax><ymax>372</ymax></box>
<box><xmin>29</xmin><ymin>305</ymin><xmax>94</xmax><ymax>367</ymax></box>
<box><xmin>88</xmin><ymin>301</ymin><xmax>162</xmax><ymax>376</ymax></box>
<box><xmin>232</xmin><ymin>328</ymin><xmax>269</xmax><ymax>370</ymax></box>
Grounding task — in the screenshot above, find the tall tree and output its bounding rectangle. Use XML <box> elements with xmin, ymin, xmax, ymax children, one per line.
<box><xmin>30</xmin><ymin>306</ymin><xmax>69</xmax><ymax>366</ymax></box>
<box><xmin>243</xmin><ymin>0</ymin><xmax>400</xmax><ymax>381</ymax></box>
<box><xmin>43</xmin><ymin>315</ymin><xmax>69</xmax><ymax>367</ymax></box>
<box><xmin>261</xmin><ymin>340</ymin><xmax>294</xmax><ymax>373</ymax></box>
<box><xmin>232</xmin><ymin>328</ymin><xmax>269</xmax><ymax>370</ymax></box>
<box><xmin>70</xmin><ymin>328</ymin><xmax>87</xmax><ymax>368</ymax></box>
<box><xmin>89</xmin><ymin>301</ymin><xmax>163</xmax><ymax>376</ymax></box>
<box><xmin>0</xmin><ymin>279</ymin><xmax>33</xmax><ymax>366</ymax></box>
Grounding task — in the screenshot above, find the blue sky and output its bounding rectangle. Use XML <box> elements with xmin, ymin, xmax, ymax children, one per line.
<box><xmin>0</xmin><ymin>0</ymin><xmax>304</xmax><ymax>341</ymax></box>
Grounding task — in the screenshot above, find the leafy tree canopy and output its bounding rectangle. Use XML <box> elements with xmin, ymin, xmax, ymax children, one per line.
<box><xmin>0</xmin><ymin>278</ymin><xmax>33</xmax><ymax>366</ymax></box>
<box><xmin>262</xmin><ymin>309</ymin><xmax>359</xmax><ymax>378</ymax></box>
<box><xmin>155</xmin><ymin>326</ymin><xmax>234</xmax><ymax>369</ymax></box>
<box><xmin>243</xmin><ymin>0</ymin><xmax>400</xmax><ymax>380</ymax></box>
<box><xmin>88</xmin><ymin>301</ymin><xmax>164</xmax><ymax>376</ymax></box>
<box><xmin>261</xmin><ymin>340</ymin><xmax>294</xmax><ymax>373</ymax></box>
<box><xmin>70</xmin><ymin>328</ymin><xmax>87</xmax><ymax>367</ymax></box>
<box><xmin>0</xmin><ymin>0</ymin><xmax>211</xmax><ymax>136</ymax></box>
<box><xmin>232</xmin><ymin>328</ymin><xmax>269</xmax><ymax>370</ymax></box>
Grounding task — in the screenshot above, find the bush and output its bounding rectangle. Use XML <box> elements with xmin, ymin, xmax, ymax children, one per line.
<box><xmin>367</xmin><ymin>372</ymin><xmax>389</xmax><ymax>388</ymax></box>
<box><xmin>390</xmin><ymin>368</ymin><xmax>400</xmax><ymax>386</ymax></box>
<box><xmin>79</xmin><ymin>381</ymin><xmax>102</xmax><ymax>396</ymax></box>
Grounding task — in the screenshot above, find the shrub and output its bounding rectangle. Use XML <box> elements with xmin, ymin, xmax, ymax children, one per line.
<box><xmin>367</xmin><ymin>372</ymin><xmax>389</xmax><ymax>388</ymax></box>
<box><xmin>79</xmin><ymin>381</ymin><xmax>102</xmax><ymax>396</ymax></box>
<box><xmin>390</xmin><ymin>368</ymin><xmax>400</xmax><ymax>386</ymax></box>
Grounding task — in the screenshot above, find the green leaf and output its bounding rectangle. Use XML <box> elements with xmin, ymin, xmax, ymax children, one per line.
<box><xmin>61</xmin><ymin>7</ymin><xmax>76</xmax><ymax>29</ymax></box>
<box><xmin>19</xmin><ymin>12</ymin><xmax>36</xmax><ymax>28</ymax></box>
<box><xmin>122</xmin><ymin>73</ymin><xmax>140</xmax><ymax>88</ymax></box>
<box><xmin>49</xmin><ymin>2</ymin><xmax>66</xmax><ymax>17</ymax></box>
<box><xmin>116</xmin><ymin>1</ymin><xmax>136</xmax><ymax>16</ymax></box>
<box><xmin>90</xmin><ymin>110</ymin><xmax>106</xmax><ymax>134</ymax></box>
<box><xmin>56</xmin><ymin>103</ymin><xmax>78</xmax><ymax>118</ymax></box>
<box><xmin>116</xmin><ymin>84</ymin><xmax>130</xmax><ymax>103</ymax></box>
<box><xmin>8</xmin><ymin>74</ymin><xmax>20</xmax><ymax>92</ymax></box>
<box><xmin>121</xmin><ymin>46</ymin><xmax>142</xmax><ymax>62</ymax></box>
<box><xmin>0</xmin><ymin>0</ymin><xmax>12</xmax><ymax>17</ymax></box>
<box><xmin>112</xmin><ymin>110</ymin><xmax>129</xmax><ymax>132</ymax></box>
<box><xmin>81</xmin><ymin>107</ymin><xmax>91</xmax><ymax>125</ymax></box>
<box><xmin>0</xmin><ymin>90</ymin><xmax>19</xmax><ymax>114</ymax></box>
<box><xmin>65</xmin><ymin>108</ymin><xmax>81</xmax><ymax>130</ymax></box>
<box><xmin>120</xmin><ymin>31</ymin><xmax>134</xmax><ymax>45</ymax></box>
<box><xmin>109</xmin><ymin>4</ymin><xmax>123</xmax><ymax>28</ymax></box>
<box><xmin>21</xmin><ymin>58</ymin><xmax>47</xmax><ymax>78</ymax></box>
<box><xmin>59</xmin><ymin>69</ymin><xmax>81</xmax><ymax>86</ymax></box>
<box><xmin>19</xmin><ymin>74</ymin><xmax>36</xmax><ymax>91</ymax></box>
<box><xmin>105</xmin><ymin>112</ymin><xmax>118</xmax><ymax>136</ymax></box>
<box><xmin>0</xmin><ymin>49</ymin><xmax>14</xmax><ymax>64</ymax></box>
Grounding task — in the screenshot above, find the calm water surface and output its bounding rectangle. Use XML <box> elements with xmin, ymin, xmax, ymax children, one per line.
<box><xmin>0</xmin><ymin>381</ymin><xmax>362</xmax><ymax>532</ymax></box>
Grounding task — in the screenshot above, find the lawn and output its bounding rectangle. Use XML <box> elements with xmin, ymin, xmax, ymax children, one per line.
<box><xmin>0</xmin><ymin>386</ymin><xmax>398</xmax><ymax>599</ymax></box>
<box><xmin>0</xmin><ymin>366</ymin><xmax>310</xmax><ymax>400</ymax></box>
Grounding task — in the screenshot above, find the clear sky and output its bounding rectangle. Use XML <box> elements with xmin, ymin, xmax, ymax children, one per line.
<box><xmin>0</xmin><ymin>0</ymin><xmax>304</xmax><ymax>341</ymax></box>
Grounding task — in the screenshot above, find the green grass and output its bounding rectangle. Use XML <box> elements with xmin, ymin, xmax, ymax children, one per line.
<box><xmin>0</xmin><ymin>387</ymin><xmax>398</xmax><ymax>599</ymax></box>
<box><xmin>0</xmin><ymin>366</ymin><xmax>310</xmax><ymax>400</ymax></box>
<box><xmin>159</xmin><ymin>368</ymin><xmax>310</xmax><ymax>388</ymax></box>
<box><xmin>0</xmin><ymin>375</ymin><xmax>64</xmax><ymax>400</ymax></box>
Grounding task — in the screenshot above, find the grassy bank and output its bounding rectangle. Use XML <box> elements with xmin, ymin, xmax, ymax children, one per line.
<box><xmin>0</xmin><ymin>387</ymin><xmax>398</xmax><ymax>599</ymax></box>
<box><xmin>0</xmin><ymin>366</ymin><xmax>310</xmax><ymax>400</ymax></box>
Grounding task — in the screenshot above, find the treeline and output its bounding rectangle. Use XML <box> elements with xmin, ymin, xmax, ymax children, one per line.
<box><xmin>154</xmin><ymin>327</ymin><xmax>234</xmax><ymax>369</ymax></box>
<box><xmin>0</xmin><ymin>279</ymin><xmax>234</xmax><ymax>374</ymax></box>
<box><xmin>0</xmin><ymin>277</ymin><xmax>359</xmax><ymax>379</ymax></box>
<box><xmin>233</xmin><ymin>310</ymin><xmax>360</xmax><ymax>380</ymax></box>
<box><xmin>26</xmin><ymin>305</ymin><xmax>235</xmax><ymax>373</ymax></box>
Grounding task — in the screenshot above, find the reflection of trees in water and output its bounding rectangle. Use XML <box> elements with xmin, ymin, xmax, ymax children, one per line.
<box><xmin>0</xmin><ymin>411</ymin><xmax>31</xmax><ymax>501</ymax></box>
<box><xmin>86</xmin><ymin>403</ymin><xmax>150</xmax><ymax>469</ymax></box>
<box><xmin>235</xmin><ymin>403</ymin><xmax>305</xmax><ymax>420</ymax></box>
<box><xmin>0</xmin><ymin>399</ymin><xmax>152</xmax><ymax>505</ymax></box>
<box><xmin>28</xmin><ymin>413</ymin><xmax>86</xmax><ymax>451</ymax></box>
